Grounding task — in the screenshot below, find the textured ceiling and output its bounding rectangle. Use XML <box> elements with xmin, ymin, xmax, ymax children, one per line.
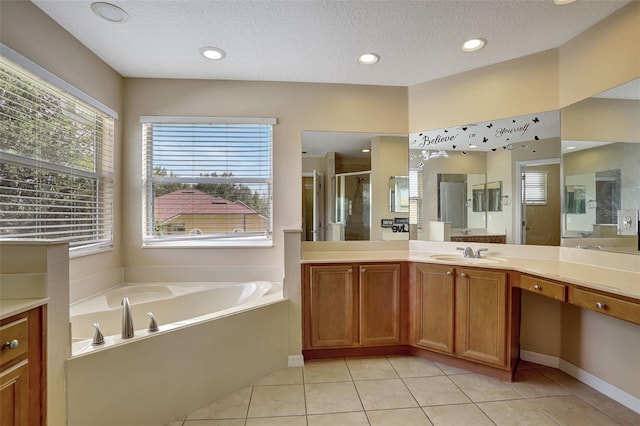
<box><xmin>31</xmin><ymin>0</ymin><xmax>631</xmax><ymax>87</ymax></box>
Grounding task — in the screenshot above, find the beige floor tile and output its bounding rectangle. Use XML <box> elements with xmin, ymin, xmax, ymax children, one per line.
<box><xmin>423</xmin><ymin>403</ymin><xmax>494</xmax><ymax>426</ymax></box>
<box><xmin>403</xmin><ymin>376</ymin><xmax>471</xmax><ymax>406</ymax></box>
<box><xmin>387</xmin><ymin>355</ymin><xmax>444</xmax><ymax>378</ymax></box>
<box><xmin>245</xmin><ymin>415</ymin><xmax>308</xmax><ymax>426</ymax></box>
<box><xmin>303</xmin><ymin>358</ymin><xmax>352</xmax><ymax>383</ymax></box>
<box><xmin>254</xmin><ymin>367</ymin><xmax>303</xmax><ymax>386</ymax></box>
<box><xmin>529</xmin><ymin>395</ymin><xmax>620</xmax><ymax>426</ymax></box>
<box><xmin>367</xmin><ymin>407</ymin><xmax>434</xmax><ymax>425</ymax></box>
<box><xmin>183</xmin><ymin>420</ymin><xmax>245</xmax><ymax>426</ymax></box>
<box><xmin>449</xmin><ymin>373</ymin><xmax>520</xmax><ymax>402</ymax></box>
<box><xmin>506</xmin><ymin>368</ymin><xmax>572</xmax><ymax>398</ymax></box>
<box><xmin>535</xmin><ymin>365</ymin><xmax>599</xmax><ymax>395</ymax></box>
<box><xmin>354</xmin><ymin>378</ymin><xmax>418</xmax><ymax>410</ymax></box>
<box><xmin>578</xmin><ymin>392</ymin><xmax>640</xmax><ymax>426</ymax></box>
<box><xmin>186</xmin><ymin>386</ymin><xmax>251</xmax><ymax>419</ymax></box>
<box><xmin>247</xmin><ymin>384</ymin><xmax>306</xmax><ymax>418</ymax></box>
<box><xmin>346</xmin><ymin>356</ymin><xmax>399</xmax><ymax>380</ymax></box>
<box><xmin>307</xmin><ymin>411</ymin><xmax>370</xmax><ymax>426</ymax></box>
<box><xmin>434</xmin><ymin>361</ymin><xmax>471</xmax><ymax>375</ymax></box>
<box><xmin>477</xmin><ymin>399</ymin><xmax>557</xmax><ymax>426</ymax></box>
<box><xmin>305</xmin><ymin>381</ymin><xmax>363</xmax><ymax>414</ymax></box>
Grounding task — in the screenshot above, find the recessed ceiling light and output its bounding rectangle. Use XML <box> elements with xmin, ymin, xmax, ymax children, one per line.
<box><xmin>361</xmin><ymin>148</ymin><xmax>371</xmax><ymax>153</ymax></box>
<box><xmin>469</xmin><ymin>144</ymin><xmax>478</xmax><ymax>149</ymax></box>
<box><xmin>358</xmin><ymin>53</ymin><xmax>380</xmax><ymax>65</ymax></box>
<box><xmin>90</xmin><ymin>2</ymin><xmax>128</xmax><ymax>23</ymax></box>
<box><xmin>553</xmin><ymin>0</ymin><xmax>577</xmax><ymax>5</ymax></box>
<box><xmin>566</xmin><ymin>146</ymin><xmax>577</xmax><ymax>150</ymax></box>
<box><xmin>461</xmin><ymin>38</ymin><xmax>487</xmax><ymax>52</ymax></box>
<box><xmin>200</xmin><ymin>46</ymin><xmax>226</xmax><ymax>60</ymax></box>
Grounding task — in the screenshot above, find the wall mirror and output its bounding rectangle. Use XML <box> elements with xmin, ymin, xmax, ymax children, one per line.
<box><xmin>560</xmin><ymin>78</ymin><xmax>640</xmax><ymax>254</ymax></box>
<box><xmin>409</xmin><ymin>110</ymin><xmax>561</xmax><ymax>244</ymax></box>
<box><xmin>301</xmin><ymin>131</ymin><xmax>408</xmax><ymax>242</ymax></box>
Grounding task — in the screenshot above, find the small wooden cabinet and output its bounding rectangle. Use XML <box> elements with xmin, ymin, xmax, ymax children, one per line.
<box><xmin>303</xmin><ymin>262</ymin><xmax>405</xmax><ymax>351</ymax></box>
<box><xmin>411</xmin><ymin>263</ymin><xmax>518</xmax><ymax>372</ymax></box>
<box><xmin>0</xmin><ymin>306</ymin><xmax>45</xmax><ymax>426</ymax></box>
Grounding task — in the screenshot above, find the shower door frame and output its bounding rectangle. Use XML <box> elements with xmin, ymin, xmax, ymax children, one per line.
<box><xmin>335</xmin><ymin>171</ymin><xmax>372</xmax><ymax>240</ymax></box>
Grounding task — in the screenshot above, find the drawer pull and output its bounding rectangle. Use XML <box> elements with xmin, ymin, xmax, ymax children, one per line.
<box><xmin>3</xmin><ymin>339</ymin><xmax>19</xmax><ymax>350</ymax></box>
<box><xmin>595</xmin><ymin>302</ymin><xmax>606</xmax><ymax>310</ymax></box>
<box><xmin>533</xmin><ymin>285</ymin><xmax>542</xmax><ymax>290</ymax></box>
<box><xmin>461</xmin><ymin>272</ymin><xmax>467</xmax><ymax>278</ymax></box>
<box><xmin>446</xmin><ymin>271</ymin><xmax>452</xmax><ymax>276</ymax></box>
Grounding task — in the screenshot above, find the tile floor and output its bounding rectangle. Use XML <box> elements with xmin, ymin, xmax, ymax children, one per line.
<box><xmin>165</xmin><ymin>356</ymin><xmax>640</xmax><ymax>426</ymax></box>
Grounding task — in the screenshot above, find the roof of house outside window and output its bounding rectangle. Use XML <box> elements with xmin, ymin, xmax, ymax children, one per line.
<box><xmin>154</xmin><ymin>189</ymin><xmax>261</xmax><ymax>222</ymax></box>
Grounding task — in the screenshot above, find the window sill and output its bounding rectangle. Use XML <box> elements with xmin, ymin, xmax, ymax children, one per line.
<box><xmin>69</xmin><ymin>242</ymin><xmax>114</xmax><ymax>259</ymax></box>
<box><xmin>142</xmin><ymin>237</ymin><xmax>273</xmax><ymax>249</ymax></box>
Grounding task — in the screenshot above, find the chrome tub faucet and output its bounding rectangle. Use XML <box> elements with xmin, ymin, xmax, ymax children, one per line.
<box><xmin>121</xmin><ymin>296</ymin><xmax>134</xmax><ymax>339</ymax></box>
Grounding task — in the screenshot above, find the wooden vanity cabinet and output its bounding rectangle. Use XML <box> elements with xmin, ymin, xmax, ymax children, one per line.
<box><xmin>302</xmin><ymin>262</ymin><xmax>405</xmax><ymax>352</ymax></box>
<box><xmin>0</xmin><ymin>306</ymin><xmax>46</xmax><ymax>426</ymax></box>
<box><xmin>455</xmin><ymin>268</ymin><xmax>509</xmax><ymax>367</ymax></box>
<box><xmin>411</xmin><ymin>263</ymin><xmax>519</xmax><ymax>373</ymax></box>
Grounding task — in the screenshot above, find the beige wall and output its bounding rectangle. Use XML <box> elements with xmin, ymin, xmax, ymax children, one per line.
<box><xmin>121</xmin><ymin>78</ymin><xmax>407</xmax><ymax>269</ymax></box>
<box><xmin>562</xmin><ymin>98</ymin><xmax>640</xmax><ymax>143</ymax></box>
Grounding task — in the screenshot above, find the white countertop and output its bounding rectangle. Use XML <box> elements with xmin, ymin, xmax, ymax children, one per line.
<box><xmin>0</xmin><ymin>298</ymin><xmax>48</xmax><ymax>321</ymax></box>
<box><xmin>302</xmin><ymin>247</ymin><xmax>640</xmax><ymax>301</ymax></box>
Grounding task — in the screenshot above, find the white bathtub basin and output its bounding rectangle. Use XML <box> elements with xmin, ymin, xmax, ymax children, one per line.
<box><xmin>429</xmin><ymin>254</ymin><xmax>508</xmax><ymax>264</ymax></box>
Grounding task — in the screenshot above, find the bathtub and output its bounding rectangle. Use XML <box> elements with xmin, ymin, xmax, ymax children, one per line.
<box><xmin>70</xmin><ymin>280</ymin><xmax>277</xmax><ymax>354</ymax></box>
<box><xmin>66</xmin><ymin>280</ymin><xmax>289</xmax><ymax>426</ymax></box>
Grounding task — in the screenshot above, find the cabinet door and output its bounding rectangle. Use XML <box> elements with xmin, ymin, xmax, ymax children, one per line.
<box><xmin>456</xmin><ymin>268</ymin><xmax>508</xmax><ymax>367</ymax></box>
<box><xmin>0</xmin><ymin>360</ymin><xmax>29</xmax><ymax>426</ymax></box>
<box><xmin>413</xmin><ymin>264</ymin><xmax>455</xmax><ymax>354</ymax></box>
<box><xmin>359</xmin><ymin>263</ymin><xmax>401</xmax><ymax>346</ymax></box>
<box><xmin>304</xmin><ymin>264</ymin><xmax>358</xmax><ymax>348</ymax></box>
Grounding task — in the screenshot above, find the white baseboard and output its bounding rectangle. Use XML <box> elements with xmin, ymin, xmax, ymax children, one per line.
<box><xmin>520</xmin><ymin>350</ymin><xmax>561</xmax><ymax>368</ymax></box>
<box><xmin>522</xmin><ymin>350</ymin><xmax>640</xmax><ymax>414</ymax></box>
<box><xmin>288</xmin><ymin>355</ymin><xmax>304</xmax><ymax>367</ymax></box>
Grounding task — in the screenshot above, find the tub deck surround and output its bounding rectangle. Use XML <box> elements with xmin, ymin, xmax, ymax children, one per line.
<box><xmin>70</xmin><ymin>280</ymin><xmax>283</xmax><ymax>356</ymax></box>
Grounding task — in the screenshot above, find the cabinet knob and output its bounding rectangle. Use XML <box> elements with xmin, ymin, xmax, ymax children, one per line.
<box><xmin>3</xmin><ymin>339</ymin><xmax>19</xmax><ymax>350</ymax></box>
<box><xmin>533</xmin><ymin>285</ymin><xmax>542</xmax><ymax>290</ymax></box>
<box><xmin>460</xmin><ymin>272</ymin><xmax>467</xmax><ymax>278</ymax></box>
<box><xmin>595</xmin><ymin>302</ymin><xmax>606</xmax><ymax>310</ymax></box>
<box><xmin>347</xmin><ymin>269</ymin><xmax>352</xmax><ymax>273</ymax></box>
<box><xmin>446</xmin><ymin>271</ymin><xmax>452</xmax><ymax>276</ymax></box>
<box><xmin>361</xmin><ymin>268</ymin><xmax>366</xmax><ymax>273</ymax></box>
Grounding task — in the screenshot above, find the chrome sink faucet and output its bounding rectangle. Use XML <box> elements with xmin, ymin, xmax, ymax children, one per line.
<box><xmin>456</xmin><ymin>247</ymin><xmax>489</xmax><ymax>258</ymax></box>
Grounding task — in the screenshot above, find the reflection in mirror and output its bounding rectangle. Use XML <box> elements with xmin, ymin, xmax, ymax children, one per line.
<box><xmin>561</xmin><ymin>78</ymin><xmax>639</xmax><ymax>254</ymax></box>
<box><xmin>302</xmin><ymin>131</ymin><xmax>408</xmax><ymax>242</ymax></box>
<box><xmin>486</xmin><ymin>181</ymin><xmax>502</xmax><ymax>212</ymax></box>
<box><xmin>389</xmin><ymin>176</ymin><xmax>409</xmax><ymax>213</ymax></box>
<box><xmin>409</xmin><ymin>110</ymin><xmax>560</xmax><ymax>245</ymax></box>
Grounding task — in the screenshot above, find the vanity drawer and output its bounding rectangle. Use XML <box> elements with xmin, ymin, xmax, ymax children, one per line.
<box><xmin>520</xmin><ymin>275</ymin><xmax>566</xmax><ymax>301</ymax></box>
<box><xmin>571</xmin><ymin>288</ymin><xmax>640</xmax><ymax>325</ymax></box>
<box><xmin>0</xmin><ymin>316</ymin><xmax>29</xmax><ymax>367</ymax></box>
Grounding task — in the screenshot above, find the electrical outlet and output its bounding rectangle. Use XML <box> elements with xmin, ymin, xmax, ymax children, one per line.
<box><xmin>617</xmin><ymin>209</ymin><xmax>639</xmax><ymax>235</ymax></box>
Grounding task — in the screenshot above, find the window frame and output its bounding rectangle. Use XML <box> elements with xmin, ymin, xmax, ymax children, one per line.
<box><xmin>0</xmin><ymin>44</ymin><xmax>116</xmax><ymax>256</ymax></box>
<box><xmin>141</xmin><ymin>116</ymin><xmax>276</xmax><ymax>248</ymax></box>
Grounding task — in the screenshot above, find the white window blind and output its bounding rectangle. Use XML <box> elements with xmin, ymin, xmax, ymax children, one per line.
<box><xmin>409</xmin><ymin>170</ymin><xmax>423</xmax><ymax>229</ymax></box>
<box><xmin>523</xmin><ymin>171</ymin><xmax>548</xmax><ymax>205</ymax></box>
<box><xmin>142</xmin><ymin>118</ymin><xmax>273</xmax><ymax>245</ymax></box>
<box><xmin>0</xmin><ymin>56</ymin><xmax>114</xmax><ymax>249</ymax></box>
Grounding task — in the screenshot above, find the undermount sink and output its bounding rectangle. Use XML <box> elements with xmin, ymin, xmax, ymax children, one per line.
<box><xmin>429</xmin><ymin>254</ymin><xmax>508</xmax><ymax>264</ymax></box>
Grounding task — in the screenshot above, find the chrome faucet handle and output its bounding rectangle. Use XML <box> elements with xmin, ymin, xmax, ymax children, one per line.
<box><xmin>475</xmin><ymin>248</ymin><xmax>489</xmax><ymax>258</ymax></box>
<box><xmin>147</xmin><ymin>312</ymin><xmax>159</xmax><ymax>332</ymax></box>
<box><xmin>92</xmin><ymin>322</ymin><xmax>105</xmax><ymax>345</ymax></box>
